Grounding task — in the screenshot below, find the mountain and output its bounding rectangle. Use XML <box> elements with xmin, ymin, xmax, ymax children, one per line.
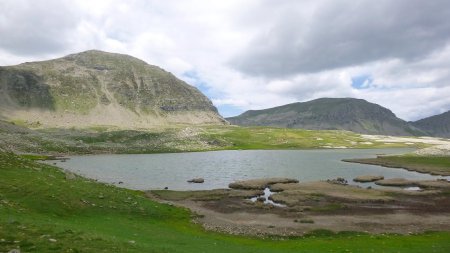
<box><xmin>227</xmin><ymin>98</ymin><xmax>424</xmax><ymax>136</ymax></box>
<box><xmin>412</xmin><ymin>110</ymin><xmax>450</xmax><ymax>138</ymax></box>
<box><xmin>0</xmin><ymin>50</ymin><xmax>225</xmax><ymax>128</ymax></box>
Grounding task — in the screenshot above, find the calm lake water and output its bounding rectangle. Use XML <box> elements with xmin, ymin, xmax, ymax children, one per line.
<box><xmin>53</xmin><ymin>149</ymin><xmax>447</xmax><ymax>190</ymax></box>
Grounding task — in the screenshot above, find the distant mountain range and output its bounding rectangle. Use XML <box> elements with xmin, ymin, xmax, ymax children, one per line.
<box><xmin>412</xmin><ymin>110</ymin><xmax>450</xmax><ymax>138</ymax></box>
<box><xmin>0</xmin><ymin>50</ymin><xmax>448</xmax><ymax>138</ymax></box>
<box><xmin>0</xmin><ymin>50</ymin><xmax>225</xmax><ymax>128</ymax></box>
<box><xmin>227</xmin><ymin>98</ymin><xmax>449</xmax><ymax>138</ymax></box>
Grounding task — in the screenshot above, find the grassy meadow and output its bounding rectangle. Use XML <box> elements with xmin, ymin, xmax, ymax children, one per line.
<box><xmin>0</xmin><ymin>122</ymin><xmax>423</xmax><ymax>155</ymax></box>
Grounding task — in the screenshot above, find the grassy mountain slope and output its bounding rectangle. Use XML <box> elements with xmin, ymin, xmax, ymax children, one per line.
<box><xmin>412</xmin><ymin>110</ymin><xmax>450</xmax><ymax>138</ymax></box>
<box><xmin>0</xmin><ymin>50</ymin><xmax>225</xmax><ymax>128</ymax></box>
<box><xmin>227</xmin><ymin>98</ymin><xmax>424</xmax><ymax>136</ymax></box>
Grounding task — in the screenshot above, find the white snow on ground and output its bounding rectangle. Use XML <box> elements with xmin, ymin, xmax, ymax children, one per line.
<box><xmin>361</xmin><ymin>135</ymin><xmax>450</xmax><ymax>156</ymax></box>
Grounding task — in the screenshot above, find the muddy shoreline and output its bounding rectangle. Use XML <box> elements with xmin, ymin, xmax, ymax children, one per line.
<box><xmin>148</xmin><ymin>178</ymin><xmax>450</xmax><ymax>237</ymax></box>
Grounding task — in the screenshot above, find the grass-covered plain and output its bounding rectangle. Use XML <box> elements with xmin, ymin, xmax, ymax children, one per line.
<box><xmin>201</xmin><ymin>125</ymin><xmax>420</xmax><ymax>150</ymax></box>
<box><xmin>1</xmin><ymin>152</ymin><xmax>450</xmax><ymax>252</ymax></box>
<box><xmin>0</xmin><ymin>120</ymin><xmax>425</xmax><ymax>155</ymax></box>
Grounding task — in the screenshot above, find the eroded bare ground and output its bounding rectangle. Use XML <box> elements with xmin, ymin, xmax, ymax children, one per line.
<box><xmin>147</xmin><ymin>179</ymin><xmax>450</xmax><ymax>237</ymax></box>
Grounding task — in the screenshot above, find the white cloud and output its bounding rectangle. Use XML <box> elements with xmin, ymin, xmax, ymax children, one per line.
<box><xmin>0</xmin><ymin>0</ymin><xmax>449</xmax><ymax>121</ymax></box>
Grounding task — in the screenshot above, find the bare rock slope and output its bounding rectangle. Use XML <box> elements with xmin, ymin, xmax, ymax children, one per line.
<box><xmin>0</xmin><ymin>50</ymin><xmax>226</xmax><ymax>128</ymax></box>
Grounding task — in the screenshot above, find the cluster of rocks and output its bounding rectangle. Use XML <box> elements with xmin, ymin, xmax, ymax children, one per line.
<box><xmin>326</xmin><ymin>177</ymin><xmax>348</xmax><ymax>185</ymax></box>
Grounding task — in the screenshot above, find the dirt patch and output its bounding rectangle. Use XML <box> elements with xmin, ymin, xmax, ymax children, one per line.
<box><xmin>148</xmin><ymin>180</ymin><xmax>450</xmax><ymax>237</ymax></box>
<box><xmin>228</xmin><ymin>178</ymin><xmax>299</xmax><ymax>190</ymax></box>
<box><xmin>353</xmin><ymin>175</ymin><xmax>384</xmax><ymax>182</ymax></box>
<box><xmin>375</xmin><ymin>178</ymin><xmax>417</xmax><ymax>187</ymax></box>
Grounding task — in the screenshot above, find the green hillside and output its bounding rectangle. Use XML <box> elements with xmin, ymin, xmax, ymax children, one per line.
<box><xmin>227</xmin><ymin>98</ymin><xmax>424</xmax><ymax>136</ymax></box>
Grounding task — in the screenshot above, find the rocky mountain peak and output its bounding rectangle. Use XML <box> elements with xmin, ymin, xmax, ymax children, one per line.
<box><xmin>0</xmin><ymin>50</ymin><xmax>226</xmax><ymax>128</ymax></box>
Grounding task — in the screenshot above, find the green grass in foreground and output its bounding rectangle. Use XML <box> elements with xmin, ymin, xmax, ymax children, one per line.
<box><xmin>1</xmin><ymin>152</ymin><xmax>449</xmax><ymax>252</ymax></box>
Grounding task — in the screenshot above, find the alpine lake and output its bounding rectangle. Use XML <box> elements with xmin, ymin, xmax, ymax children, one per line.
<box><xmin>52</xmin><ymin>148</ymin><xmax>447</xmax><ymax>191</ymax></box>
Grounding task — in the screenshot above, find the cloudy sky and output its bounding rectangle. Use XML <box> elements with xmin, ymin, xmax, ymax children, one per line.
<box><xmin>1</xmin><ymin>0</ymin><xmax>450</xmax><ymax>120</ymax></box>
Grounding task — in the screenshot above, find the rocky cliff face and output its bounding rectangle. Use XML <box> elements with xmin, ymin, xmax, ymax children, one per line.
<box><xmin>227</xmin><ymin>98</ymin><xmax>424</xmax><ymax>136</ymax></box>
<box><xmin>412</xmin><ymin>110</ymin><xmax>450</xmax><ymax>138</ymax></box>
<box><xmin>0</xmin><ymin>50</ymin><xmax>226</xmax><ymax>128</ymax></box>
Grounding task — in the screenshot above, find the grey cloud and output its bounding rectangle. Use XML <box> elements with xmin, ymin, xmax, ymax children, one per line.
<box><xmin>232</xmin><ymin>0</ymin><xmax>450</xmax><ymax>77</ymax></box>
<box><xmin>0</xmin><ymin>0</ymin><xmax>79</xmax><ymax>56</ymax></box>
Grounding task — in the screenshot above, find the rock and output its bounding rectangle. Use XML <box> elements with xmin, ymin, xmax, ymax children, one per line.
<box><xmin>229</xmin><ymin>178</ymin><xmax>299</xmax><ymax>190</ymax></box>
<box><xmin>353</xmin><ymin>175</ymin><xmax>384</xmax><ymax>183</ymax></box>
<box><xmin>65</xmin><ymin>171</ymin><xmax>76</xmax><ymax>180</ymax></box>
<box><xmin>8</xmin><ymin>250</ymin><xmax>20</xmax><ymax>253</ymax></box>
<box><xmin>374</xmin><ymin>178</ymin><xmax>417</xmax><ymax>187</ymax></box>
<box><xmin>327</xmin><ymin>177</ymin><xmax>348</xmax><ymax>185</ymax></box>
<box><xmin>49</xmin><ymin>238</ymin><xmax>57</xmax><ymax>242</ymax></box>
<box><xmin>188</xmin><ymin>178</ymin><xmax>205</xmax><ymax>183</ymax></box>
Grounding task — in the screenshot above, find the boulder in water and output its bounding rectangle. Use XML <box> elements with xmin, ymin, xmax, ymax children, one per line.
<box><xmin>188</xmin><ymin>178</ymin><xmax>205</xmax><ymax>183</ymax></box>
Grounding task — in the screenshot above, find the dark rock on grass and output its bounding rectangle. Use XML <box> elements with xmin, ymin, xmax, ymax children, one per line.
<box><xmin>353</xmin><ymin>175</ymin><xmax>384</xmax><ymax>183</ymax></box>
<box><xmin>65</xmin><ymin>171</ymin><xmax>76</xmax><ymax>180</ymax></box>
<box><xmin>188</xmin><ymin>178</ymin><xmax>205</xmax><ymax>183</ymax></box>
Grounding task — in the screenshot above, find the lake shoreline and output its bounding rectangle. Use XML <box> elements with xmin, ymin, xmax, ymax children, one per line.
<box><xmin>343</xmin><ymin>156</ymin><xmax>450</xmax><ymax>176</ymax></box>
<box><xmin>148</xmin><ymin>178</ymin><xmax>450</xmax><ymax>237</ymax></box>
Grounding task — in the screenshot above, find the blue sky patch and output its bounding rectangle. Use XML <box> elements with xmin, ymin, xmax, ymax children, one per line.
<box><xmin>217</xmin><ymin>104</ymin><xmax>243</xmax><ymax>118</ymax></box>
<box><xmin>182</xmin><ymin>70</ymin><xmax>242</xmax><ymax>117</ymax></box>
<box><xmin>351</xmin><ymin>74</ymin><xmax>373</xmax><ymax>89</ymax></box>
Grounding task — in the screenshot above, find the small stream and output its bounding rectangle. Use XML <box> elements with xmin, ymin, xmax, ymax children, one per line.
<box><xmin>250</xmin><ymin>188</ymin><xmax>286</xmax><ymax>207</ymax></box>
